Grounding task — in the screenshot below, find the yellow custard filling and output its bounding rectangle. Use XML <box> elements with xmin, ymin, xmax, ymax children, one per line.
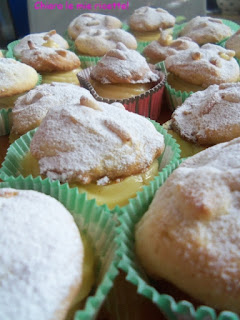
<box><xmin>167</xmin><ymin>73</ymin><xmax>205</xmax><ymax>93</ymax></box>
<box><xmin>66</xmin><ymin>233</ymin><xmax>95</xmax><ymax>319</ymax></box>
<box><xmin>163</xmin><ymin>120</ymin><xmax>206</xmax><ymax>158</ymax></box>
<box><xmin>41</xmin><ymin>68</ymin><xmax>82</xmax><ymax>85</ymax></box>
<box><xmin>0</xmin><ymin>93</ymin><xmax>25</xmax><ymax>109</ymax></box>
<box><xmin>90</xmin><ymin>79</ymin><xmax>152</xmax><ymax>99</ymax></box>
<box><xmin>131</xmin><ymin>30</ymin><xmax>162</xmax><ymax>42</ymax></box>
<box><xmin>21</xmin><ymin>152</ymin><xmax>159</xmax><ymax>209</ymax></box>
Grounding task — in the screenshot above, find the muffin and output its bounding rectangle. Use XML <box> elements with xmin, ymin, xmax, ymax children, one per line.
<box><xmin>74</xmin><ymin>28</ymin><xmax>137</xmax><ymax>56</ymax></box>
<box><xmin>20</xmin><ymin>41</ymin><xmax>81</xmax><ymax>84</ymax></box>
<box><xmin>128</xmin><ymin>6</ymin><xmax>175</xmax><ymax>42</ymax></box>
<box><xmin>165</xmin><ymin>43</ymin><xmax>240</xmax><ymax>109</ymax></box>
<box><xmin>0</xmin><ymin>179</ymin><xmax>119</xmax><ymax>320</ymax></box>
<box><xmin>18</xmin><ymin>95</ymin><xmax>165</xmax><ymax>210</ymax></box>
<box><xmin>135</xmin><ymin>137</ymin><xmax>240</xmax><ymax>314</ymax></box>
<box><xmin>0</xmin><ymin>188</ymin><xmax>87</xmax><ymax>320</ymax></box>
<box><xmin>10</xmin><ymin>82</ymin><xmax>94</xmax><ymax>140</ymax></box>
<box><xmin>68</xmin><ymin>12</ymin><xmax>122</xmax><ymax>40</ymax></box>
<box><xmin>225</xmin><ymin>29</ymin><xmax>240</xmax><ymax>59</ymax></box>
<box><xmin>78</xmin><ymin>42</ymin><xmax>166</xmax><ymax>120</ymax></box>
<box><xmin>12</xmin><ymin>30</ymin><xmax>69</xmax><ymax>59</ymax></box>
<box><xmin>143</xmin><ymin>29</ymin><xmax>199</xmax><ymax>64</ymax></box>
<box><xmin>179</xmin><ymin>16</ymin><xmax>233</xmax><ymax>45</ymax></box>
<box><xmin>0</xmin><ymin>58</ymin><xmax>39</xmax><ymax>109</ymax></box>
<box><xmin>165</xmin><ymin>82</ymin><xmax>240</xmax><ymax>157</ymax></box>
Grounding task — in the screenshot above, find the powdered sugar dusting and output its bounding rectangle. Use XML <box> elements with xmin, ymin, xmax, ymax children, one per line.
<box><xmin>129</xmin><ymin>6</ymin><xmax>175</xmax><ymax>32</ymax></box>
<box><xmin>12</xmin><ymin>82</ymin><xmax>93</xmax><ymax>135</ymax></box>
<box><xmin>13</xmin><ymin>31</ymin><xmax>69</xmax><ymax>58</ymax></box>
<box><xmin>0</xmin><ymin>188</ymin><xmax>83</xmax><ymax>320</ymax></box>
<box><xmin>179</xmin><ymin>16</ymin><xmax>233</xmax><ymax>44</ymax></box>
<box><xmin>172</xmin><ymin>83</ymin><xmax>240</xmax><ymax>145</ymax></box>
<box><xmin>90</xmin><ymin>42</ymin><xmax>160</xmax><ymax>84</ymax></box>
<box><xmin>165</xmin><ymin>43</ymin><xmax>240</xmax><ymax>87</ymax></box>
<box><xmin>137</xmin><ymin>138</ymin><xmax>240</xmax><ymax>292</ymax></box>
<box><xmin>0</xmin><ymin>58</ymin><xmax>38</xmax><ymax>96</ymax></box>
<box><xmin>30</xmin><ymin>97</ymin><xmax>165</xmax><ymax>183</ymax></box>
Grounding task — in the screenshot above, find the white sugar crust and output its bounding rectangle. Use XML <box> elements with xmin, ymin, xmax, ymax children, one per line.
<box><xmin>144</xmin><ymin>36</ymin><xmax>199</xmax><ymax>62</ymax></box>
<box><xmin>75</xmin><ymin>29</ymin><xmax>137</xmax><ymax>56</ymax></box>
<box><xmin>12</xmin><ymin>82</ymin><xmax>93</xmax><ymax>135</ymax></box>
<box><xmin>165</xmin><ymin>43</ymin><xmax>240</xmax><ymax>87</ymax></box>
<box><xmin>68</xmin><ymin>13</ymin><xmax>122</xmax><ymax>40</ymax></box>
<box><xmin>20</xmin><ymin>46</ymin><xmax>80</xmax><ymax>72</ymax></box>
<box><xmin>0</xmin><ymin>188</ymin><xmax>83</xmax><ymax>320</ymax></box>
<box><xmin>129</xmin><ymin>6</ymin><xmax>175</xmax><ymax>32</ymax></box>
<box><xmin>13</xmin><ymin>31</ymin><xmax>69</xmax><ymax>58</ymax></box>
<box><xmin>0</xmin><ymin>58</ymin><xmax>38</xmax><ymax>97</ymax></box>
<box><xmin>30</xmin><ymin>97</ymin><xmax>165</xmax><ymax>184</ymax></box>
<box><xmin>90</xmin><ymin>42</ymin><xmax>160</xmax><ymax>84</ymax></box>
<box><xmin>172</xmin><ymin>82</ymin><xmax>240</xmax><ymax>145</ymax></box>
<box><xmin>179</xmin><ymin>16</ymin><xmax>233</xmax><ymax>45</ymax></box>
<box><xmin>135</xmin><ymin>138</ymin><xmax>240</xmax><ymax>312</ymax></box>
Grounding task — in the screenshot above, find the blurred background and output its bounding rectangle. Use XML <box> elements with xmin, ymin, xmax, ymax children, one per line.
<box><xmin>0</xmin><ymin>0</ymin><xmax>236</xmax><ymax>48</ymax></box>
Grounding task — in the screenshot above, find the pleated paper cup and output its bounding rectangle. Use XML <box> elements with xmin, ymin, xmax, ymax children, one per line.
<box><xmin>165</xmin><ymin>82</ymin><xmax>193</xmax><ymax>111</ymax></box>
<box><xmin>77</xmin><ymin>65</ymin><xmax>166</xmax><ymax>121</ymax></box>
<box><xmin>0</xmin><ymin>121</ymin><xmax>181</xmax><ymax>215</ymax></box>
<box><xmin>0</xmin><ymin>177</ymin><xmax>119</xmax><ymax>320</ymax></box>
<box><xmin>0</xmin><ymin>108</ymin><xmax>12</xmax><ymax>136</ymax></box>
<box><xmin>113</xmin><ymin>186</ymin><xmax>240</xmax><ymax>320</ymax></box>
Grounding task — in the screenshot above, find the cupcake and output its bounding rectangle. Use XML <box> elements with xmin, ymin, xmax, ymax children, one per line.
<box><xmin>0</xmin><ymin>58</ymin><xmax>39</xmax><ymax>109</ymax></box>
<box><xmin>0</xmin><ymin>94</ymin><xmax>181</xmax><ymax>212</ymax></box>
<box><xmin>128</xmin><ymin>6</ymin><xmax>175</xmax><ymax>42</ymax></box>
<box><xmin>74</xmin><ymin>28</ymin><xmax>137</xmax><ymax>56</ymax></box>
<box><xmin>225</xmin><ymin>30</ymin><xmax>240</xmax><ymax>60</ymax></box>
<box><xmin>67</xmin><ymin>12</ymin><xmax>122</xmax><ymax>41</ymax></box>
<box><xmin>134</xmin><ymin>138</ymin><xmax>240</xmax><ymax>315</ymax></box>
<box><xmin>10</xmin><ymin>82</ymin><xmax>94</xmax><ymax>141</ymax></box>
<box><xmin>165</xmin><ymin>43</ymin><xmax>240</xmax><ymax>110</ymax></box>
<box><xmin>12</xmin><ymin>30</ymin><xmax>69</xmax><ymax>59</ymax></box>
<box><xmin>143</xmin><ymin>29</ymin><xmax>199</xmax><ymax>64</ymax></box>
<box><xmin>78</xmin><ymin>42</ymin><xmax>166</xmax><ymax>120</ymax></box>
<box><xmin>19</xmin><ymin>41</ymin><xmax>81</xmax><ymax>85</ymax></box>
<box><xmin>0</xmin><ymin>179</ymin><xmax>119</xmax><ymax>320</ymax></box>
<box><xmin>0</xmin><ymin>188</ymin><xmax>90</xmax><ymax>320</ymax></box>
<box><xmin>164</xmin><ymin>82</ymin><xmax>240</xmax><ymax>157</ymax></box>
<box><xmin>179</xmin><ymin>16</ymin><xmax>233</xmax><ymax>45</ymax></box>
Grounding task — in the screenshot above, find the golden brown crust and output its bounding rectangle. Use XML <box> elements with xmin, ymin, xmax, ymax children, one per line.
<box><xmin>68</xmin><ymin>13</ymin><xmax>122</xmax><ymax>40</ymax></box>
<box><xmin>135</xmin><ymin>138</ymin><xmax>240</xmax><ymax>313</ymax></box>
<box><xmin>144</xmin><ymin>32</ymin><xmax>199</xmax><ymax>63</ymax></box>
<box><xmin>179</xmin><ymin>16</ymin><xmax>232</xmax><ymax>45</ymax></box>
<box><xmin>129</xmin><ymin>6</ymin><xmax>175</xmax><ymax>32</ymax></box>
<box><xmin>13</xmin><ymin>30</ymin><xmax>69</xmax><ymax>58</ymax></box>
<box><xmin>171</xmin><ymin>83</ymin><xmax>240</xmax><ymax>146</ymax></box>
<box><xmin>30</xmin><ymin>95</ymin><xmax>165</xmax><ymax>184</ymax></box>
<box><xmin>226</xmin><ymin>30</ymin><xmax>240</xmax><ymax>59</ymax></box>
<box><xmin>165</xmin><ymin>43</ymin><xmax>239</xmax><ymax>87</ymax></box>
<box><xmin>20</xmin><ymin>42</ymin><xmax>80</xmax><ymax>72</ymax></box>
<box><xmin>75</xmin><ymin>29</ymin><xmax>137</xmax><ymax>56</ymax></box>
<box><xmin>90</xmin><ymin>43</ymin><xmax>160</xmax><ymax>84</ymax></box>
<box><xmin>0</xmin><ymin>58</ymin><xmax>38</xmax><ymax>98</ymax></box>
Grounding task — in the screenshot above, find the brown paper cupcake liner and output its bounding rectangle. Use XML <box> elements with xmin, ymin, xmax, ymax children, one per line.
<box><xmin>77</xmin><ymin>66</ymin><xmax>166</xmax><ymax>121</ymax></box>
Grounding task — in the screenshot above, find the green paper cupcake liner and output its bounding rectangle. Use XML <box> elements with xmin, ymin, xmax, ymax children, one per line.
<box><xmin>0</xmin><ymin>177</ymin><xmax>119</xmax><ymax>320</ymax></box>
<box><xmin>172</xmin><ymin>19</ymin><xmax>240</xmax><ymax>40</ymax></box>
<box><xmin>0</xmin><ymin>108</ymin><xmax>12</xmax><ymax>136</ymax></box>
<box><xmin>165</xmin><ymin>82</ymin><xmax>192</xmax><ymax>111</ymax></box>
<box><xmin>114</xmin><ymin>179</ymin><xmax>240</xmax><ymax>320</ymax></box>
<box><xmin>0</xmin><ymin>121</ymin><xmax>181</xmax><ymax>215</ymax></box>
